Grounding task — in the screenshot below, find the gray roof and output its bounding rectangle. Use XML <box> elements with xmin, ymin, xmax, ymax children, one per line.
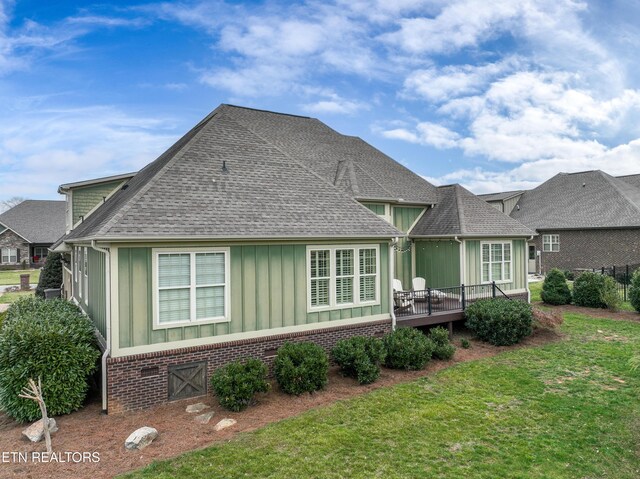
<box><xmin>411</xmin><ymin>184</ymin><xmax>534</xmax><ymax>237</ymax></box>
<box><xmin>0</xmin><ymin>200</ymin><xmax>66</xmax><ymax>243</ymax></box>
<box><xmin>220</xmin><ymin>105</ymin><xmax>439</xmax><ymax>204</ymax></box>
<box><xmin>59</xmin><ymin>172</ymin><xmax>136</xmax><ymax>192</ymax></box>
<box><xmin>511</xmin><ymin>170</ymin><xmax>640</xmax><ymax>230</ymax></box>
<box><xmin>477</xmin><ymin>190</ymin><xmax>525</xmax><ymax>202</ymax></box>
<box><xmin>618</xmin><ymin>173</ymin><xmax>640</xmax><ymax>190</ymax></box>
<box><xmin>64</xmin><ymin>105</ymin><xmax>401</xmax><ymax>241</ymax></box>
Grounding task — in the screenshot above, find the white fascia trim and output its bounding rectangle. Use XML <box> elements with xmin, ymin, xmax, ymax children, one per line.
<box><xmin>58</xmin><ymin>172</ymin><xmax>136</xmax><ymax>193</ymax></box>
<box><xmin>0</xmin><ymin>223</ymin><xmax>31</xmax><ymax>243</ymax></box>
<box><xmin>68</xmin><ymin>234</ymin><xmax>400</xmax><ymax>243</ymax></box>
<box><xmin>111</xmin><ymin>313</ymin><xmax>392</xmax><ymax>358</ymax></box>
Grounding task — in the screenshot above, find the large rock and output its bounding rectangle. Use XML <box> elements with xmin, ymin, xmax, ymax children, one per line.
<box><xmin>125</xmin><ymin>427</ymin><xmax>158</xmax><ymax>450</ymax></box>
<box><xmin>22</xmin><ymin>418</ymin><xmax>58</xmax><ymax>443</ymax></box>
<box><xmin>194</xmin><ymin>411</ymin><xmax>215</xmax><ymax>424</ymax></box>
<box><xmin>186</xmin><ymin>403</ymin><xmax>209</xmax><ymax>414</ymax></box>
<box><xmin>213</xmin><ymin>418</ymin><xmax>237</xmax><ymax>431</ymax></box>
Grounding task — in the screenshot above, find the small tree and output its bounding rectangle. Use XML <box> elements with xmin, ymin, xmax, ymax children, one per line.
<box><xmin>629</xmin><ymin>270</ymin><xmax>640</xmax><ymax>313</ymax></box>
<box><xmin>540</xmin><ymin>269</ymin><xmax>571</xmax><ymax>305</ymax></box>
<box><xmin>35</xmin><ymin>252</ymin><xmax>63</xmax><ymax>298</ymax></box>
<box><xmin>19</xmin><ymin>378</ymin><xmax>52</xmax><ymax>453</ymax></box>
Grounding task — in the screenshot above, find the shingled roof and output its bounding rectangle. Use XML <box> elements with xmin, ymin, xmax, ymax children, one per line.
<box><xmin>411</xmin><ymin>184</ymin><xmax>534</xmax><ymax>237</ymax></box>
<box><xmin>477</xmin><ymin>190</ymin><xmax>525</xmax><ymax>202</ymax></box>
<box><xmin>618</xmin><ymin>173</ymin><xmax>640</xmax><ymax>190</ymax></box>
<box><xmin>220</xmin><ymin>105</ymin><xmax>439</xmax><ymax>204</ymax></box>
<box><xmin>64</xmin><ymin>105</ymin><xmax>401</xmax><ymax>241</ymax></box>
<box><xmin>511</xmin><ymin>170</ymin><xmax>640</xmax><ymax>230</ymax></box>
<box><xmin>0</xmin><ymin>200</ymin><xmax>65</xmax><ymax>243</ymax></box>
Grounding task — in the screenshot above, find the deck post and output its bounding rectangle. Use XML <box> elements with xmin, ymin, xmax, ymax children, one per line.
<box><xmin>427</xmin><ymin>288</ymin><xmax>432</xmax><ymax>315</ymax></box>
<box><xmin>448</xmin><ymin>321</ymin><xmax>453</xmax><ymax>338</ymax></box>
<box><xmin>461</xmin><ymin>284</ymin><xmax>466</xmax><ymax>310</ymax></box>
<box><xmin>492</xmin><ymin>281</ymin><xmax>496</xmax><ymax>298</ymax></box>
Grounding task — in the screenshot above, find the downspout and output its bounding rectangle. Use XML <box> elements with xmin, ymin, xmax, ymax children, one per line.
<box><xmin>389</xmin><ymin>241</ymin><xmax>396</xmax><ymax>330</ymax></box>
<box><xmin>454</xmin><ymin>236</ymin><xmax>464</xmax><ymax>285</ymax></box>
<box><xmin>91</xmin><ymin>240</ymin><xmax>110</xmax><ymax>414</ymax></box>
<box><xmin>526</xmin><ymin>235</ymin><xmax>534</xmax><ymax>303</ymax></box>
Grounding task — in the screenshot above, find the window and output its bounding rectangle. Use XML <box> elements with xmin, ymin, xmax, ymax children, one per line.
<box><xmin>33</xmin><ymin>247</ymin><xmax>48</xmax><ymax>261</ymax></box>
<box><xmin>481</xmin><ymin>242</ymin><xmax>512</xmax><ymax>283</ymax></box>
<box><xmin>83</xmin><ymin>247</ymin><xmax>88</xmax><ymax>302</ymax></box>
<box><xmin>543</xmin><ymin>234</ymin><xmax>559</xmax><ymax>252</ymax></box>
<box><xmin>154</xmin><ymin>249</ymin><xmax>230</xmax><ymax>328</ymax></box>
<box><xmin>1</xmin><ymin>248</ymin><xmax>17</xmax><ymax>263</ymax></box>
<box><xmin>308</xmin><ymin>245</ymin><xmax>379</xmax><ymax>310</ymax></box>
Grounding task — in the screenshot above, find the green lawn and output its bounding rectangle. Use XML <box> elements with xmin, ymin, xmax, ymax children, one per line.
<box><xmin>121</xmin><ymin>314</ymin><xmax>640</xmax><ymax>479</ymax></box>
<box><xmin>529</xmin><ymin>279</ymin><xmax>636</xmax><ymax>311</ymax></box>
<box><xmin>0</xmin><ymin>290</ymin><xmax>34</xmax><ymax>304</ymax></box>
<box><xmin>0</xmin><ymin>269</ymin><xmax>40</xmax><ymax>286</ymax></box>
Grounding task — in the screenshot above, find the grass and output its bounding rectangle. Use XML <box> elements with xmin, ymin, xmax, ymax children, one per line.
<box><xmin>121</xmin><ymin>314</ymin><xmax>640</xmax><ymax>479</ymax></box>
<box><xmin>0</xmin><ymin>269</ymin><xmax>40</xmax><ymax>286</ymax></box>
<box><xmin>0</xmin><ymin>290</ymin><xmax>33</xmax><ymax>304</ymax></box>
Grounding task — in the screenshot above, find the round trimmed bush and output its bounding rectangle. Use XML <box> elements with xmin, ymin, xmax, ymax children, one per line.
<box><xmin>210</xmin><ymin>358</ymin><xmax>269</xmax><ymax>412</ymax></box>
<box><xmin>0</xmin><ymin>297</ymin><xmax>100</xmax><ymax>422</ymax></box>
<box><xmin>331</xmin><ymin>336</ymin><xmax>386</xmax><ymax>384</ymax></box>
<box><xmin>274</xmin><ymin>342</ymin><xmax>329</xmax><ymax>395</ymax></box>
<box><xmin>572</xmin><ymin>272</ymin><xmax>607</xmax><ymax>308</ymax></box>
<box><xmin>35</xmin><ymin>252</ymin><xmax>63</xmax><ymax>298</ymax></box>
<box><xmin>428</xmin><ymin>326</ymin><xmax>456</xmax><ymax>360</ymax></box>
<box><xmin>383</xmin><ymin>328</ymin><xmax>434</xmax><ymax>370</ymax></box>
<box><xmin>465</xmin><ymin>298</ymin><xmax>533</xmax><ymax>346</ymax></box>
<box><xmin>629</xmin><ymin>269</ymin><xmax>640</xmax><ymax>313</ymax></box>
<box><xmin>540</xmin><ymin>269</ymin><xmax>572</xmax><ymax>305</ymax></box>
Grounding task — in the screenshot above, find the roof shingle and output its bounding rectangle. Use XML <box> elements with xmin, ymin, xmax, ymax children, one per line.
<box><xmin>0</xmin><ymin>200</ymin><xmax>66</xmax><ymax>243</ymax></box>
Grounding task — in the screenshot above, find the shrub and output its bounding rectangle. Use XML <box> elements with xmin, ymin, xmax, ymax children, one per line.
<box><xmin>274</xmin><ymin>342</ymin><xmax>329</xmax><ymax>395</ymax></box>
<box><xmin>532</xmin><ymin>308</ymin><xmax>563</xmax><ymax>329</ymax></box>
<box><xmin>460</xmin><ymin>338</ymin><xmax>470</xmax><ymax>349</ymax></box>
<box><xmin>600</xmin><ymin>276</ymin><xmax>621</xmax><ymax>311</ymax></box>
<box><xmin>572</xmin><ymin>272</ymin><xmax>611</xmax><ymax>309</ymax></box>
<box><xmin>0</xmin><ymin>310</ymin><xmax>5</xmax><ymax>329</ymax></box>
<box><xmin>428</xmin><ymin>326</ymin><xmax>456</xmax><ymax>360</ymax></box>
<box><xmin>210</xmin><ymin>358</ymin><xmax>269</xmax><ymax>412</ymax></box>
<box><xmin>382</xmin><ymin>328</ymin><xmax>434</xmax><ymax>370</ymax></box>
<box><xmin>332</xmin><ymin>336</ymin><xmax>386</xmax><ymax>384</ymax></box>
<box><xmin>0</xmin><ymin>297</ymin><xmax>100</xmax><ymax>422</ymax></box>
<box><xmin>629</xmin><ymin>270</ymin><xmax>640</xmax><ymax>313</ymax></box>
<box><xmin>465</xmin><ymin>299</ymin><xmax>533</xmax><ymax>346</ymax></box>
<box><xmin>540</xmin><ymin>269</ymin><xmax>572</xmax><ymax>305</ymax></box>
<box><xmin>563</xmin><ymin>270</ymin><xmax>575</xmax><ymax>281</ymax></box>
<box><xmin>35</xmin><ymin>252</ymin><xmax>63</xmax><ymax>298</ymax></box>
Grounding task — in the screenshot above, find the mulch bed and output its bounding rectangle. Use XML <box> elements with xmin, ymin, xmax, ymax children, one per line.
<box><xmin>0</xmin><ymin>326</ymin><xmax>564</xmax><ymax>479</ymax></box>
<box><xmin>535</xmin><ymin>302</ymin><xmax>640</xmax><ymax>322</ymax></box>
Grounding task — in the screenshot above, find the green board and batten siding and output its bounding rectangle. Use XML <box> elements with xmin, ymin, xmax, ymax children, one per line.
<box><xmin>117</xmin><ymin>243</ymin><xmax>390</xmax><ymax>349</ymax></box>
<box><xmin>414</xmin><ymin>240</ymin><xmax>461</xmax><ymax>288</ymax></box>
<box><xmin>72</xmin><ymin>180</ymin><xmax>125</xmax><ymax>225</ymax></box>
<box><xmin>72</xmin><ymin>248</ymin><xmax>108</xmax><ymax>340</ymax></box>
<box><xmin>362</xmin><ymin>203</ymin><xmax>386</xmax><ymax>215</ymax></box>
<box><xmin>465</xmin><ymin>239</ymin><xmax>527</xmax><ymax>291</ymax></box>
<box><xmin>392</xmin><ymin>206</ymin><xmax>425</xmax><ymax>288</ymax></box>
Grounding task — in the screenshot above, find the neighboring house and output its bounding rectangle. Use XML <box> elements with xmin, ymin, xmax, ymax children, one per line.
<box><xmin>480</xmin><ymin>170</ymin><xmax>640</xmax><ymax>274</ymax></box>
<box><xmin>0</xmin><ymin>200</ymin><xmax>66</xmax><ymax>267</ymax></box>
<box><xmin>53</xmin><ymin>104</ymin><xmax>533</xmax><ymax>413</ymax></box>
<box><xmin>478</xmin><ymin>190</ymin><xmax>525</xmax><ymax>215</ymax></box>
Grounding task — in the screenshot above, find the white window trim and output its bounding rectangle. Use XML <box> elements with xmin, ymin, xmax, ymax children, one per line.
<box><xmin>480</xmin><ymin>241</ymin><xmax>513</xmax><ymax>285</ymax></box>
<box><xmin>83</xmin><ymin>247</ymin><xmax>88</xmax><ymax>304</ymax></box>
<box><xmin>1</xmin><ymin>247</ymin><xmax>17</xmax><ymax>263</ymax></box>
<box><xmin>152</xmin><ymin>247</ymin><xmax>231</xmax><ymax>330</ymax></box>
<box><xmin>542</xmin><ymin>234</ymin><xmax>560</xmax><ymax>252</ymax></box>
<box><xmin>307</xmin><ymin>245</ymin><xmax>381</xmax><ymax>312</ymax></box>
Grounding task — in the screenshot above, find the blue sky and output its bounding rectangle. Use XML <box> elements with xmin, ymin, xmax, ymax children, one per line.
<box><xmin>1</xmin><ymin>0</ymin><xmax>640</xmax><ymax>205</ymax></box>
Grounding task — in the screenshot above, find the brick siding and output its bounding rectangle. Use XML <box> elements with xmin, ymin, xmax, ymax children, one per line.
<box><xmin>106</xmin><ymin>318</ymin><xmax>392</xmax><ymax>414</ymax></box>
<box><xmin>531</xmin><ymin>228</ymin><xmax>640</xmax><ymax>274</ymax></box>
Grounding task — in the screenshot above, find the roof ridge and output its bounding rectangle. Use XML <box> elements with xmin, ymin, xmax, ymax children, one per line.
<box><xmin>95</xmin><ymin>109</ymin><xmax>222</xmax><ymax>237</ymax></box>
<box><xmin>451</xmin><ymin>184</ymin><xmax>465</xmax><ymax>235</ymax></box>
<box><xmin>221</xmin><ymin>104</ymin><xmax>312</xmax><ymax>120</ymax></box>
<box><xmin>352</xmin><ymin>162</ymin><xmax>397</xmax><ymax>199</ymax></box>
<box><xmin>599</xmin><ymin>171</ymin><xmax>640</xmax><ymax>215</ymax></box>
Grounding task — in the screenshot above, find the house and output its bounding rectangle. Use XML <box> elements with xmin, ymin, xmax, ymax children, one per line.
<box><xmin>0</xmin><ymin>200</ymin><xmax>66</xmax><ymax>267</ymax></box>
<box><xmin>478</xmin><ymin>190</ymin><xmax>525</xmax><ymax>215</ymax></box>
<box><xmin>53</xmin><ymin>104</ymin><xmax>533</xmax><ymax>413</ymax></box>
<box><xmin>480</xmin><ymin>170</ymin><xmax>640</xmax><ymax>274</ymax></box>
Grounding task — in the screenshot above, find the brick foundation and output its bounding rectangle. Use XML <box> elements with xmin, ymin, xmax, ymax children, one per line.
<box><xmin>106</xmin><ymin>318</ymin><xmax>392</xmax><ymax>413</ymax></box>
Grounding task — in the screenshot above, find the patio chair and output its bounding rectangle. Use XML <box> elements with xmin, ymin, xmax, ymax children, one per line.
<box><xmin>393</xmin><ymin>279</ymin><xmax>415</xmax><ymax>314</ymax></box>
<box><xmin>411</xmin><ymin>277</ymin><xmax>446</xmax><ymax>304</ymax></box>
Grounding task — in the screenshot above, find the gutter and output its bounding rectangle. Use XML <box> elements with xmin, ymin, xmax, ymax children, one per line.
<box><xmin>91</xmin><ymin>240</ymin><xmax>111</xmax><ymax>414</ymax></box>
<box><xmin>527</xmin><ymin>235</ymin><xmax>534</xmax><ymax>302</ymax></box>
<box><xmin>389</xmin><ymin>241</ymin><xmax>396</xmax><ymax>330</ymax></box>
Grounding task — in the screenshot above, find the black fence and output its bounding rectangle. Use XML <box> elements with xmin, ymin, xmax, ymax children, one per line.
<box><xmin>394</xmin><ymin>282</ymin><xmax>510</xmax><ymax>317</ymax></box>
<box><xmin>574</xmin><ymin>264</ymin><xmax>640</xmax><ymax>302</ymax></box>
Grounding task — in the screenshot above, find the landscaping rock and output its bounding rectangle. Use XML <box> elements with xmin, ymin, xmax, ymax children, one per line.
<box><xmin>125</xmin><ymin>427</ymin><xmax>158</xmax><ymax>450</ymax></box>
<box><xmin>185</xmin><ymin>402</ymin><xmax>209</xmax><ymax>414</ymax></box>
<box><xmin>194</xmin><ymin>411</ymin><xmax>215</xmax><ymax>424</ymax></box>
<box><xmin>22</xmin><ymin>418</ymin><xmax>58</xmax><ymax>443</ymax></box>
<box><xmin>213</xmin><ymin>418</ymin><xmax>237</xmax><ymax>431</ymax></box>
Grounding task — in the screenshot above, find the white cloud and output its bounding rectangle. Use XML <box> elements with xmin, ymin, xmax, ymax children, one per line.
<box><xmin>302</xmin><ymin>92</ymin><xmax>369</xmax><ymax>115</ymax></box>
